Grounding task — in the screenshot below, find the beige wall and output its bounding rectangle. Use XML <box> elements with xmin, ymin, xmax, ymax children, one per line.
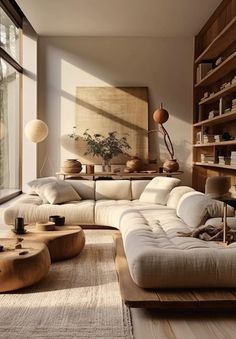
<box><xmin>38</xmin><ymin>37</ymin><xmax>193</xmax><ymax>185</ymax></box>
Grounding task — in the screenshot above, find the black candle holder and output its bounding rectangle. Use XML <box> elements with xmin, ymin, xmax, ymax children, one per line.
<box><xmin>14</xmin><ymin>217</ymin><xmax>25</xmax><ymax>234</ymax></box>
<box><xmin>49</xmin><ymin>215</ymin><xmax>65</xmax><ymax>226</ymax></box>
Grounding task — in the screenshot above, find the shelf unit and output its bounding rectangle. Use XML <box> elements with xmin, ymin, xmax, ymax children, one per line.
<box><xmin>193</xmin><ymin>0</ymin><xmax>236</xmax><ymax>192</ymax></box>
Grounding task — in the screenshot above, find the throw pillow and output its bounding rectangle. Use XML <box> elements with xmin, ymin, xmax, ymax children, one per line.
<box><xmin>139</xmin><ymin>177</ymin><xmax>181</xmax><ymax>205</ymax></box>
<box><xmin>36</xmin><ymin>180</ymin><xmax>81</xmax><ymax>204</ymax></box>
<box><xmin>167</xmin><ymin>186</ymin><xmax>195</xmax><ymax>209</ymax></box>
<box><xmin>27</xmin><ymin>177</ymin><xmax>57</xmax><ymax>195</ymax></box>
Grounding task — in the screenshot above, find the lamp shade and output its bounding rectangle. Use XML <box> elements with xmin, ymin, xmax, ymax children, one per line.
<box><xmin>153</xmin><ymin>103</ymin><xmax>169</xmax><ymax>124</ymax></box>
<box><xmin>24</xmin><ymin>119</ymin><xmax>48</xmax><ymax>143</ymax></box>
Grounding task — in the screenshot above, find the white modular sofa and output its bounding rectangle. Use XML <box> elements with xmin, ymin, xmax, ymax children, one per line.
<box><xmin>3</xmin><ymin>177</ymin><xmax>236</xmax><ymax>289</ymax></box>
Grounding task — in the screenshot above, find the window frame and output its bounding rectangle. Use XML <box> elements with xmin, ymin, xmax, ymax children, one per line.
<box><xmin>0</xmin><ymin>0</ymin><xmax>24</xmax><ymax>203</ymax></box>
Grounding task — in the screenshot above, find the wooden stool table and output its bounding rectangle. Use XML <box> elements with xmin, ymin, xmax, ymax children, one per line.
<box><xmin>9</xmin><ymin>226</ymin><xmax>85</xmax><ymax>262</ymax></box>
<box><xmin>0</xmin><ymin>239</ymin><xmax>50</xmax><ymax>292</ymax></box>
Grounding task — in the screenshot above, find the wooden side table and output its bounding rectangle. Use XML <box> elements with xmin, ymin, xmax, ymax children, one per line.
<box><xmin>0</xmin><ymin>240</ymin><xmax>50</xmax><ymax>292</ymax></box>
<box><xmin>8</xmin><ymin>226</ymin><xmax>85</xmax><ymax>262</ymax></box>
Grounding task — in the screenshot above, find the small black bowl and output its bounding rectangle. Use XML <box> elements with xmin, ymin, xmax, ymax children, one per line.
<box><xmin>49</xmin><ymin>215</ymin><xmax>65</xmax><ymax>226</ymax></box>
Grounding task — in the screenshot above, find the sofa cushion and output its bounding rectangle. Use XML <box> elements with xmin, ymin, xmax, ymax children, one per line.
<box><xmin>3</xmin><ymin>194</ymin><xmax>95</xmax><ymax>225</ymax></box>
<box><xmin>27</xmin><ymin>177</ymin><xmax>57</xmax><ymax>194</ymax></box>
<box><xmin>176</xmin><ymin>192</ymin><xmax>210</xmax><ymax>227</ymax></box>
<box><xmin>119</xmin><ymin>209</ymin><xmax>236</xmax><ymax>288</ymax></box>
<box><xmin>139</xmin><ymin>177</ymin><xmax>180</xmax><ymax>205</ymax></box>
<box><xmin>177</xmin><ymin>191</ymin><xmax>235</xmax><ymax>228</ymax></box>
<box><xmin>36</xmin><ymin>180</ymin><xmax>81</xmax><ymax>204</ymax></box>
<box><xmin>167</xmin><ymin>186</ymin><xmax>195</xmax><ymax>209</ymax></box>
<box><xmin>66</xmin><ymin>180</ymin><xmax>95</xmax><ymax>200</ymax></box>
<box><xmin>95</xmin><ymin>180</ymin><xmax>131</xmax><ymax>200</ymax></box>
<box><xmin>131</xmin><ymin>180</ymin><xmax>150</xmax><ymax>200</ymax></box>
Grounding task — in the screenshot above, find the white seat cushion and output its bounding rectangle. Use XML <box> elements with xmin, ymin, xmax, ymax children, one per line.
<box><xmin>3</xmin><ymin>195</ymin><xmax>95</xmax><ymax>225</ymax></box>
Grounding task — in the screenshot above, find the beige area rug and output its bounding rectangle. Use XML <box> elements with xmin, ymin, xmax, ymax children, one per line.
<box><xmin>0</xmin><ymin>230</ymin><xmax>134</xmax><ymax>339</ymax></box>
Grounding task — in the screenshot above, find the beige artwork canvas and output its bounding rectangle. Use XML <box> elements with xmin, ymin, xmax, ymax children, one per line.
<box><xmin>73</xmin><ymin>87</ymin><xmax>148</xmax><ymax>164</ymax></box>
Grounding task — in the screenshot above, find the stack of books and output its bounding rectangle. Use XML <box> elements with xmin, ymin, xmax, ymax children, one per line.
<box><xmin>230</xmin><ymin>151</ymin><xmax>236</xmax><ymax>166</ymax></box>
<box><xmin>203</xmin><ymin>135</ymin><xmax>215</xmax><ymax>143</ymax></box>
<box><xmin>201</xmin><ymin>154</ymin><xmax>214</xmax><ymax>163</ymax></box>
<box><xmin>231</xmin><ymin>99</ymin><xmax>236</xmax><ymax>113</ymax></box>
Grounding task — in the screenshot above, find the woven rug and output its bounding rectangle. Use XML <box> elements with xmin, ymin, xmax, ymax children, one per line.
<box><xmin>0</xmin><ymin>230</ymin><xmax>134</xmax><ymax>339</ymax></box>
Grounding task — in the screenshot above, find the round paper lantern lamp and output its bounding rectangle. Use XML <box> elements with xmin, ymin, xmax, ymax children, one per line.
<box><xmin>25</xmin><ymin>119</ymin><xmax>48</xmax><ymax>143</ymax></box>
<box><xmin>153</xmin><ymin>103</ymin><xmax>169</xmax><ymax>124</ymax></box>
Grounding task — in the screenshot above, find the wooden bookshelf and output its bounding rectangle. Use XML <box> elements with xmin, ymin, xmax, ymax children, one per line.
<box><xmin>193</xmin><ymin>111</ymin><xmax>236</xmax><ymax>127</ymax></box>
<box><xmin>194</xmin><ymin>162</ymin><xmax>236</xmax><ymax>170</ymax></box>
<box><xmin>194</xmin><ymin>140</ymin><xmax>236</xmax><ymax>147</ymax></box>
<box><xmin>195</xmin><ymin>51</ymin><xmax>236</xmax><ymax>88</ymax></box>
<box><xmin>195</xmin><ymin>17</ymin><xmax>236</xmax><ymax>64</ymax></box>
<box><xmin>193</xmin><ymin>0</ymin><xmax>236</xmax><ymax>192</ymax></box>
<box><xmin>199</xmin><ymin>82</ymin><xmax>236</xmax><ymax>105</ymax></box>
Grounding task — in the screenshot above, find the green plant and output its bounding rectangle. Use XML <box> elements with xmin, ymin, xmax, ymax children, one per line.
<box><xmin>68</xmin><ymin>126</ymin><xmax>79</xmax><ymax>141</ymax></box>
<box><xmin>82</xmin><ymin>129</ymin><xmax>131</xmax><ymax>162</ymax></box>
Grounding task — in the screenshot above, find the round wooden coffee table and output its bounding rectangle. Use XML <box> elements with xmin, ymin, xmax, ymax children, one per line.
<box><xmin>9</xmin><ymin>226</ymin><xmax>85</xmax><ymax>262</ymax></box>
<box><xmin>0</xmin><ymin>239</ymin><xmax>50</xmax><ymax>292</ymax></box>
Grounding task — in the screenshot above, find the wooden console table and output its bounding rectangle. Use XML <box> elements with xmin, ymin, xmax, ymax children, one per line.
<box><xmin>56</xmin><ymin>171</ymin><xmax>183</xmax><ymax>180</ymax></box>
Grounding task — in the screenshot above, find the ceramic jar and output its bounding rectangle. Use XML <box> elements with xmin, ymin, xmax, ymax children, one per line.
<box><xmin>163</xmin><ymin>159</ymin><xmax>179</xmax><ymax>173</ymax></box>
<box><xmin>62</xmin><ymin>159</ymin><xmax>82</xmax><ymax>173</ymax></box>
<box><xmin>126</xmin><ymin>156</ymin><xmax>143</xmax><ymax>172</ymax></box>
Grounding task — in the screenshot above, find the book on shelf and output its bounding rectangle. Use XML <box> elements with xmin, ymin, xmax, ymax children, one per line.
<box><xmin>214</xmin><ymin>135</ymin><xmax>222</xmax><ymax>142</ymax></box>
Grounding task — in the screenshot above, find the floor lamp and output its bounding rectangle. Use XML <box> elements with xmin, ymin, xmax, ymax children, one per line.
<box><xmin>24</xmin><ymin>119</ymin><xmax>48</xmax><ymax>177</ymax></box>
<box><xmin>149</xmin><ymin>103</ymin><xmax>179</xmax><ymax>172</ymax></box>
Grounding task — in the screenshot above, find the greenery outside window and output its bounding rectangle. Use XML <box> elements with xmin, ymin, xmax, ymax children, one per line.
<box><xmin>0</xmin><ymin>1</ymin><xmax>23</xmax><ymax>203</ymax></box>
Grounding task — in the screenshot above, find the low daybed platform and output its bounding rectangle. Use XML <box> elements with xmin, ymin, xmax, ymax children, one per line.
<box><xmin>114</xmin><ymin>233</ymin><xmax>236</xmax><ymax>309</ymax></box>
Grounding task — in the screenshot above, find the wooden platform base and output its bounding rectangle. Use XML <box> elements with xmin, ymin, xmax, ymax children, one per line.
<box><xmin>114</xmin><ymin>233</ymin><xmax>236</xmax><ymax>309</ymax></box>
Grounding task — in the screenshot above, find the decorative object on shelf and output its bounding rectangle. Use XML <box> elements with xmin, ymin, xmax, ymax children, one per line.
<box><xmin>24</xmin><ymin>119</ymin><xmax>48</xmax><ymax>143</ymax></box>
<box><xmin>222</xmin><ymin>132</ymin><xmax>232</xmax><ymax>141</ymax></box>
<box><xmin>82</xmin><ymin>129</ymin><xmax>131</xmax><ymax>172</ymax></box>
<box><xmin>62</xmin><ymin>159</ymin><xmax>82</xmax><ymax>173</ymax></box>
<box><xmin>125</xmin><ymin>156</ymin><xmax>143</xmax><ymax>172</ymax></box>
<box><xmin>49</xmin><ymin>215</ymin><xmax>65</xmax><ymax>226</ymax></box>
<box><xmin>14</xmin><ymin>217</ymin><xmax>25</xmax><ymax>235</ymax></box>
<box><xmin>149</xmin><ymin>103</ymin><xmax>179</xmax><ymax>173</ymax></box>
<box><xmin>86</xmin><ymin>164</ymin><xmax>95</xmax><ymax>174</ymax></box>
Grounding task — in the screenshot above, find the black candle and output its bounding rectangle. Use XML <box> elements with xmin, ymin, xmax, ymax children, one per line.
<box><xmin>15</xmin><ymin>217</ymin><xmax>24</xmax><ymax>233</ymax></box>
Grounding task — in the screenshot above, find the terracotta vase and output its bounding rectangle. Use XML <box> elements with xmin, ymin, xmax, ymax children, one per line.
<box><xmin>163</xmin><ymin>159</ymin><xmax>179</xmax><ymax>173</ymax></box>
<box><xmin>62</xmin><ymin>159</ymin><xmax>82</xmax><ymax>173</ymax></box>
<box><xmin>126</xmin><ymin>156</ymin><xmax>143</xmax><ymax>172</ymax></box>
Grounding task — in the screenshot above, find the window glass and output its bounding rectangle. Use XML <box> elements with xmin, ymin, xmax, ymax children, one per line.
<box><xmin>0</xmin><ymin>58</ymin><xmax>20</xmax><ymax>190</ymax></box>
<box><xmin>0</xmin><ymin>7</ymin><xmax>20</xmax><ymax>62</ymax></box>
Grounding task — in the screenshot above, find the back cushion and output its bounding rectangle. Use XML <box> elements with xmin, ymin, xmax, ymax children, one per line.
<box><xmin>177</xmin><ymin>191</ymin><xmax>211</xmax><ymax>227</ymax></box>
<box><xmin>139</xmin><ymin>177</ymin><xmax>180</xmax><ymax>205</ymax></box>
<box><xmin>95</xmin><ymin>180</ymin><xmax>131</xmax><ymax>200</ymax></box>
<box><xmin>167</xmin><ymin>186</ymin><xmax>195</xmax><ymax>209</ymax></box>
<box><xmin>67</xmin><ymin>180</ymin><xmax>95</xmax><ymax>200</ymax></box>
<box><xmin>177</xmin><ymin>191</ymin><xmax>235</xmax><ymax>228</ymax></box>
<box><xmin>131</xmin><ymin>180</ymin><xmax>150</xmax><ymax>200</ymax></box>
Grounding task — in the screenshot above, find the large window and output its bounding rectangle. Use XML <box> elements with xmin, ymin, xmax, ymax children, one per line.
<box><xmin>0</xmin><ymin>1</ymin><xmax>22</xmax><ymax>201</ymax></box>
